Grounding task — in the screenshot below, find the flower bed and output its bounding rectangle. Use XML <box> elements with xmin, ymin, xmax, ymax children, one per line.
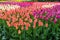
<box><xmin>0</xmin><ymin>2</ymin><xmax>33</xmax><ymax>7</ymax></box>
<box><xmin>0</xmin><ymin>2</ymin><xmax>60</xmax><ymax>40</ymax></box>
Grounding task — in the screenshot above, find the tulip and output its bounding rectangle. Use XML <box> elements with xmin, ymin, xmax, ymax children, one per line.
<box><xmin>33</xmin><ymin>19</ymin><xmax>37</xmax><ymax>28</ymax></box>
<box><xmin>54</xmin><ymin>18</ymin><xmax>57</xmax><ymax>23</ymax></box>
<box><xmin>18</xmin><ymin>30</ymin><xmax>21</xmax><ymax>34</ymax></box>
<box><xmin>6</xmin><ymin>21</ymin><xmax>11</xmax><ymax>27</ymax></box>
<box><xmin>0</xmin><ymin>3</ymin><xmax>60</xmax><ymax>31</ymax></box>
<box><xmin>25</xmin><ymin>22</ymin><xmax>30</xmax><ymax>28</ymax></box>
<box><xmin>29</xmin><ymin>18</ymin><xmax>32</xmax><ymax>23</ymax></box>
<box><xmin>56</xmin><ymin>15</ymin><xmax>60</xmax><ymax>19</ymax></box>
<box><xmin>56</xmin><ymin>10</ymin><xmax>60</xmax><ymax>15</ymax></box>
<box><xmin>45</xmin><ymin>23</ymin><xmax>48</xmax><ymax>27</ymax></box>
<box><xmin>13</xmin><ymin>22</ymin><xmax>18</xmax><ymax>29</ymax></box>
<box><xmin>21</xmin><ymin>26</ymin><xmax>24</xmax><ymax>30</ymax></box>
<box><xmin>38</xmin><ymin>20</ymin><xmax>43</xmax><ymax>26</ymax></box>
<box><xmin>26</xmin><ymin>26</ymin><xmax>29</xmax><ymax>30</ymax></box>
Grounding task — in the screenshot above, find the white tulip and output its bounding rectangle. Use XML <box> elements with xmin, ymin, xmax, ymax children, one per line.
<box><xmin>0</xmin><ymin>4</ymin><xmax>20</xmax><ymax>11</ymax></box>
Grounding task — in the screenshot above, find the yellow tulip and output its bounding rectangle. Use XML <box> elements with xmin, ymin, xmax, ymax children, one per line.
<box><xmin>16</xmin><ymin>0</ymin><xmax>31</xmax><ymax>2</ymax></box>
<box><xmin>16</xmin><ymin>0</ymin><xmax>24</xmax><ymax>2</ymax></box>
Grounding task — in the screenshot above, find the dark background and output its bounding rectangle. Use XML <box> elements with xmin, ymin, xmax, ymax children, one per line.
<box><xmin>33</xmin><ymin>0</ymin><xmax>60</xmax><ymax>2</ymax></box>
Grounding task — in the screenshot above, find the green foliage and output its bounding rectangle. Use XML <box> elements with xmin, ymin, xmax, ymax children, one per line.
<box><xmin>0</xmin><ymin>18</ymin><xmax>60</xmax><ymax>40</ymax></box>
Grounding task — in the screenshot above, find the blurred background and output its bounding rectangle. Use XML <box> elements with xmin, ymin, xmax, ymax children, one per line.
<box><xmin>0</xmin><ymin>0</ymin><xmax>60</xmax><ymax>2</ymax></box>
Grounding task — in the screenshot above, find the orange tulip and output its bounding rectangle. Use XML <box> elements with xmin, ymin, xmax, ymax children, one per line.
<box><xmin>18</xmin><ymin>30</ymin><xmax>21</xmax><ymax>34</ymax></box>
<box><xmin>0</xmin><ymin>13</ymin><xmax>3</xmax><ymax>17</ymax></box>
<box><xmin>11</xmin><ymin>9</ymin><xmax>16</xmax><ymax>14</ymax></box>
<box><xmin>25</xmin><ymin>22</ymin><xmax>30</xmax><ymax>27</ymax></box>
<box><xmin>24</xmin><ymin>22</ymin><xmax>26</xmax><ymax>25</ymax></box>
<box><xmin>6</xmin><ymin>21</ymin><xmax>11</xmax><ymax>27</ymax></box>
<box><xmin>6</xmin><ymin>10</ymin><xmax>12</xmax><ymax>15</ymax></box>
<box><xmin>26</xmin><ymin>26</ymin><xmax>28</xmax><ymax>30</ymax></box>
<box><xmin>33</xmin><ymin>19</ymin><xmax>37</xmax><ymax>28</ymax></box>
<box><xmin>34</xmin><ymin>19</ymin><xmax>37</xmax><ymax>22</ymax></box>
<box><xmin>0</xmin><ymin>10</ymin><xmax>2</xmax><ymax>13</ymax></box>
<box><xmin>12</xmin><ymin>16</ymin><xmax>17</xmax><ymax>22</ymax></box>
<box><xmin>38</xmin><ymin>20</ymin><xmax>43</xmax><ymax>26</ymax></box>
<box><xmin>7</xmin><ymin>17</ymin><xmax>11</xmax><ymax>21</ymax></box>
<box><xmin>19</xmin><ymin>18</ymin><xmax>24</xmax><ymax>25</ymax></box>
<box><xmin>15</xmin><ymin>8</ymin><xmax>20</xmax><ymax>13</ymax></box>
<box><xmin>2</xmin><ymin>15</ymin><xmax>7</xmax><ymax>20</ymax></box>
<box><xmin>29</xmin><ymin>18</ymin><xmax>32</xmax><ymax>23</ymax></box>
<box><xmin>21</xmin><ymin>26</ymin><xmax>24</xmax><ymax>30</ymax></box>
<box><xmin>24</xmin><ymin>18</ymin><xmax>28</xmax><ymax>21</ymax></box>
<box><xmin>45</xmin><ymin>23</ymin><xmax>48</xmax><ymax>27</ymax></box>
<box><xmin>33</xmin><ymin>24</ymin><xmax>36</xmax><ymax>28</ymax></box>
<box><xmin>13</xmin><ymin>22</ymin><xmax>18</xmax><ymax>29</ymax></box>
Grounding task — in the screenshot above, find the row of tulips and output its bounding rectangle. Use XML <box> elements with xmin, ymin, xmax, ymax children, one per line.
<box><xmin>0</xmin><ymin>3</ymin><xmax>60</xmax><ymax>40</ymax></box>
<box><xmin>1</xmin><ymin>2</ymin><xmax>33</xmax><ymax>7</ymax></box>
<box><xmin>0</xmin><ymin>3</ymin><xmax>49</xmax><ymax>31</ymax></box>
<box><xmin>33</xmin><ymin>5</ymin><xmax>60</xmax><ymax>23</ymax></box>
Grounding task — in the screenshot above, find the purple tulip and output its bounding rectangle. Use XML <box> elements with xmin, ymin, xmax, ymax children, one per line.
<box><xmin>56</xmin><ymin>10</ymin><xmax>60</xmax><ymax>15</ymax></box>
<box><xmin>56</xmin><ymin>15</ymin><xmax>60</xmax><ymax>19</ymax></box>
<box><xmin>54</xmin><ymin>18</ymin><xmax>57</xmax><ymax>23</ymax></box>
<box><xmin>45</xmin><ymin>17</ymin><xmax>48</xmax><ymax>21</ymax></box>
<box><xmin>55</xmin><ymin>5</ymin><xmax>60</xmax><ymax>11</ymax></box>
<box><xmin>33</xmin><ymin>11</ymin><xmax>37</xmax><ymax>16</ymax></box>
<box><xmin>39</xmin><ymin>15</ymin><xmax>43</xmax><ymax>19</ymax></box>
<box><xmin>33</xmin><ymin>4</ymin><xmax>60</xmax><ymax>23</ymax></box>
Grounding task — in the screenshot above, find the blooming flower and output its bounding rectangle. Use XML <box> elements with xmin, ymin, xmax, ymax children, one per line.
<box><xmin>19</xmin><ymin>18</ymin><xmax>24</xmax><ymax>26</ymax></box>
<box><xmin>54</xmin><ymin>18</ymin><xmax>57</xmax><ymax>23</ymax></box>
<box><xmin>21</xmin><ymin>26</ymin><xmax>24</xmax><ymax>30</ymax></box>
<box><xmin>6</xmin><ymin>21</ymin><xmax>11</xmax><ymax>27</ymax></box>
<box><xmin>18</xmin><ymin>30</ymin><xmax>21</xmax><ymax>34</ymax></box>
<box><xmin>45</xmin><ymin>23</ymin><xmax>48</xmax><ymax>27</ymax></box>
<box><xmin>38</xmin><ymin>20</ymin><xmax>43</xmax><ymax>26</ymax></box>
<box><xmin>29</xmin><ymin>18</ymin><xmax>32</xmax><ymax>23</ymax></box>
<box><xmin>0</xmin><ymin>3</ymin><xmax>60</xmax><ymax>32</ymax></box>
<box><xmin>33</xmin><ymin>19</ymin><xmax>37</xmax><ymax>28</ymax></box>
<box><xmin>42</xmin><ymin>4</ymin><xmax>55</xmax><ymax>8</ymax></box>
<box><xmin>13</xmin><ymin>22</ymin><xmax>18</xmax><ymax>29</ymax></box>
<box><xmin>25</xmin><ymin>22</ymin><xmax>30</xmax><ymax>28</ymax></box>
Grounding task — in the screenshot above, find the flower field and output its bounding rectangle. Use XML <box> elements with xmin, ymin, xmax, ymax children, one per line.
<box><xmin>0</xmin><ymin>2</ymin><xmax>60</xmax><ymax>40</ymax></box>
